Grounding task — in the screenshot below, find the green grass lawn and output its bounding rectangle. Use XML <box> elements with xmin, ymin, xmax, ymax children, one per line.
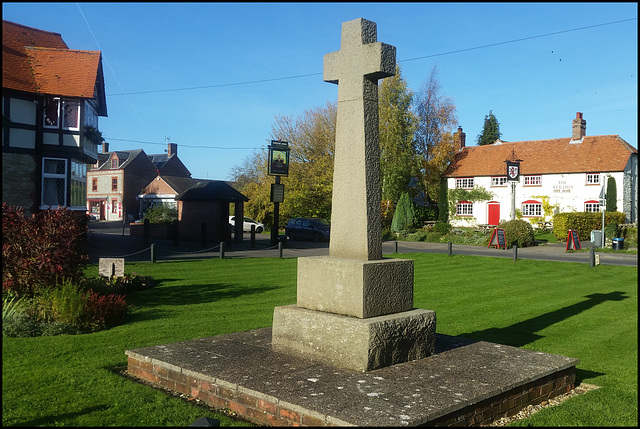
<box><xmin>3</xmin><ymin>254</ymin><xmax>637</xmax><ymax>426</ymax></box>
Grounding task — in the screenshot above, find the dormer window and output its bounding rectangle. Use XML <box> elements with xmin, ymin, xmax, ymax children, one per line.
<box><xmin>111</xmin><ymin>158</ymin><xmax>118</xmax><ymax>168</ymax></box>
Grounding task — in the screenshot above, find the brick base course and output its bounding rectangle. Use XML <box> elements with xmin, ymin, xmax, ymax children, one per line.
<box><xmin>127</xmin><ymin>355</ymin><xmax>575</xmax><ymax>427</ymax></box>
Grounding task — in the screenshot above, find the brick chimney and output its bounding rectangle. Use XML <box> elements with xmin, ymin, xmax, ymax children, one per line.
<box><xmin>455</xmin><ymin>126</ymin><xmax>466</xmax><ymax>151</ymax></box>
<box><xmin>168</xmin><ymin>143</ymin><xmax>177</xmax><ymax>157</ymax></box>
<box><xmin>572</xmin><ymin>112</ymin><xmax>586</xmax><ymax>141</ymax></box>
<box><xmin>102</xmin><ymin>142</ymin><xmax>109</xmax><ymax>153</ymax></box>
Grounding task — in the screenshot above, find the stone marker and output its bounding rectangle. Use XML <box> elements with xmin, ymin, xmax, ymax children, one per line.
<box><xmin>272</xmin><ymin>18</ymin><xmax>436</xmax><ymax>372</ymax></box>
<box><xmin>99</xmin><ymin>258</ymin><xmax>125</xmax><ymax>278</ymax></box>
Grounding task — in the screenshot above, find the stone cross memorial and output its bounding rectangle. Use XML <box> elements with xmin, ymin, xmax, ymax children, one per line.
<box><xmin>272</xmin><ymin>18</ymin><xmax>436</xmax><ymax>372</ymax></box>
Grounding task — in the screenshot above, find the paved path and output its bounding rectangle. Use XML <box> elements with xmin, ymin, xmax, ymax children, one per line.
<box><xmin>86</xmin><ymin>221</ymin><xmax>637</xmax><ymax>267</ymax></box>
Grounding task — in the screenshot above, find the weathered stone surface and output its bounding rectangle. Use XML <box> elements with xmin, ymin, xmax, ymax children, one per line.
<box><xmin>296</xmin><ymin>256</ymin><xmax>413</xmax><ymax>318</ymax></box>
<box><xmin>323</xmin><ymin>18</ymin><xmax>396</xmax><ymax>261</ymax></box>
<box><xmin>98</xmin><ymin>257</ymin><xmax>125</xmax><ymax>277</ymax></box>
<box><xmin>272</xmin><ymin>305</ymin><xmax>436</xmax><ymax>372</ymax></box>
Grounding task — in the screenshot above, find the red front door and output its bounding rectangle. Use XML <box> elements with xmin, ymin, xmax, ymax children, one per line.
<box><xmin>488</xmin><ymin>202</ymin><xmax>500</xmax><ymax>225</ymax></box>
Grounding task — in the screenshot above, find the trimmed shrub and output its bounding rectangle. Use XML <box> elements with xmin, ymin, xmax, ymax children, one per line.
<box><xmin>553</xmin><ymin>211</ymin><xmax>626</xmax><ymax>242</ymax></box>
<box><xmin>499</xmin><ymin>219</ymin><xmax>535</xmax><ymax>248</ymax></box>
<box><xmin>143</xmin><ymin>205</ymin><xmax>178</xmax><ymax>224</ymax></box>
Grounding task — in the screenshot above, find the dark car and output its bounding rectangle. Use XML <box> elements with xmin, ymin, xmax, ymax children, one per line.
<box><xmin>285</xmin><ymin>218</ymin><xmax>331</xmax><ymax>242</ymax></box>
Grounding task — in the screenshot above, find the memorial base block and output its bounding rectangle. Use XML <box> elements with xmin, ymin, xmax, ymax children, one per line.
<box><xmin>297</xmin><ymin>256</ymin><xmax>414</xmax><ymax>318</ymax></box>
<box><xmin>272</xmin><ymin>305</ymin><xmax>436</xmax><ymax>372</ymax></box>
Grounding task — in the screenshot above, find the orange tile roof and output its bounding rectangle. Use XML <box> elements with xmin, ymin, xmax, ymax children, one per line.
<box><xmin>444</xmin><ymin>135</ymin><xmax>637</xmax><ymax>178</ymax></box>
<box><xmin>26</xmin><ymin>47</ymin><xmax>101</xmax><ymax>97</ymax></box>
<box><xmin>3</xmin><ymin>20</ymin><xmax>101</xmax><ymax>98</ymax></box>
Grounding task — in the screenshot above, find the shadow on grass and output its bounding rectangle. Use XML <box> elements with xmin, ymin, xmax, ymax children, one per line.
<box><xmin>124</xmin><ymin>281</ymin><xmax>281</xmax><ymax>323</ymax></box>
<box><xmin>12</xmin><ymin>405</ymin><xmax>110</xmax><ymax>427</ymax></box>
<box><xmin>458</xmin><ymin>291</ymin><xmax>628</xmax><ymax>348</ymax></box>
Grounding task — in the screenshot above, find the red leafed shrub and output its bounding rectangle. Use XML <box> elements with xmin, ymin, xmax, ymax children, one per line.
<box><xmin>81</xmin><ymin>290</ymin><xmax>131</xmax><ymax>331</ymax></box>
<box><xmin>2</xmin><ymin>203</ymin><xmax>89</xmax><ymax>297</ymax></box>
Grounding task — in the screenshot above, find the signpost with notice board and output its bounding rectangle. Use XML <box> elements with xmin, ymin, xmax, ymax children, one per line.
<box><xmin>488</xmin><ymin>228</ymin><xmax>506</xmax><ymax>249</ymax></box>
<box><xmin>566</xmin><ymin>230</ymin><xmax>581</xmax><ymax>250</ymax></box>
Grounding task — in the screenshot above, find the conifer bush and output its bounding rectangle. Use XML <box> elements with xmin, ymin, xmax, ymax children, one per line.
<box><xmin>391</xmin><ymin>192</ymin><xmax>416</xmax><ymax>234</ymax></box>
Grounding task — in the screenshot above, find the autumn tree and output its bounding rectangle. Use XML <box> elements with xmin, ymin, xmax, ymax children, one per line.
<box><xmin>379</xmin><ymin>65</ymin><xmax>418</xmax><ymax>204</ymax></box>
<box><xmin>231</xmin><ymin>102</ymin><xmax>337</xmax><ymax>228</ymax></box>
<box><xmin>476</xmin><ymin>110</ymin><xmax>501</xmax><ymax>145</ymax></box>
<box><xmin>413</xmin><ymin>65</ymin><xmax>458</xmax><ymax>204</ymax></box>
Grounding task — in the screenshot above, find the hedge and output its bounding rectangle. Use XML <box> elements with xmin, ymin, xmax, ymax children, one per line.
<box><xmin>553</xmin><ymin>211</ymin><xmax>626</xmax><ymax>242</ymax></box>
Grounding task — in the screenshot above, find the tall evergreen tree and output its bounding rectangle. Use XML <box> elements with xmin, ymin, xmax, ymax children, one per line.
<box><xmin>379</xmin><ymin>65</ymin><xmax>417</xmax><ymax>203</ymax></box>
<box><xmin>605</xmin><ymin>176</ymin><xmax>617</xmax><ymax>212</ymax></box>
<box><xmin>391</xmin><ymin>192</ymin><xmax>415</xmax><ymax>233</ymax></box>
<box><xmin>476</xmin><ymin>110</ymin><xmax>501</xmax><ymax>145</ymax></box>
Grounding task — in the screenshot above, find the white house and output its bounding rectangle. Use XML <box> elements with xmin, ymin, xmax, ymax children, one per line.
<box><xmin>443</xmin><ymin>113</ymin><xmax>638</xmax><ymax>228</ymax></box>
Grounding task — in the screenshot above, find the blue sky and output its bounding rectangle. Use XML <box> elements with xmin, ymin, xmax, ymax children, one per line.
<box><xmin>3</xmin><ymin>2</ymin><xmax>637</xmax><ymax>181</ymax></box>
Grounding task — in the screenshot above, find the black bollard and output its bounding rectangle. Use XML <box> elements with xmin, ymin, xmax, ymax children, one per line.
<box><xmin>150</xmin><ymin>243</ymin><xmax>156</xmax><ymax>263</ymax></box>
<box><xmin>143</xmin><ymin>218</ymin><xmax>150</xmax><ymax>245</ymax></box>
<box><xmin>513</xmin><ymin>244</ymin><xmax>518</xmax><ymax>261</ymax></box>
<box><xmin>219</xmin><ymin>241</ymin><xmax>225</xmax><ymax>259</ymax></box>
<box><xmin>251</xmin><ymin>225</ymin><xmax>256</xmax><ymax>248</ymax></box>
<box><xmin>589</xmin><ymin>247</ymin><xmax>595</xmax><ymax>267</ymax></box>
<box><xmin>394</xmin><ymin>241</ymin><xmax>398</xmax><ymax>253</ymax></box>
<box><xmin>278</xmin><ymin>241</ymin><xmax>283</xmax><ymax>258</ymax></box>
<box><xmin>448</xmin><ymin>241</ymin><xmax>453</xmax><ymax>256</ymax></box>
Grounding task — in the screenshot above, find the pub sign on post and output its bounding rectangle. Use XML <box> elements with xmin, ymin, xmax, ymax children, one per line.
<box><xmin>268</xmin><ymin>140</ymin><xmax>290</xmax><ymax>177</ymax></box>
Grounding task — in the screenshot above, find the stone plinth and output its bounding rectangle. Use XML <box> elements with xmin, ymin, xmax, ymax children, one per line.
<box><xmin>272</xmin><ymin>305</ymin><xmax>436</xmax><ymax>372</ymax></box>
<box><xmin>296</xmin><ymin>256</ymin><xmax>413</xmax><ymax>318</ymax></box>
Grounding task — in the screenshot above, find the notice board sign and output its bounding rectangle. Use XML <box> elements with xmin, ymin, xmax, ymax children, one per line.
<box><xmin>566</xmin><ymin>230</ymin><xmax>581</xmax><ymax>251</ymax></box>
<box><xmin>270</xmin><ymin>183</ymin><xmax>285</xmax><ymax>203</ymax></box>
<box><xmin>488</xmin><ymin>228</ymin><xmax>506</xmax><ymax>249</ymax></box>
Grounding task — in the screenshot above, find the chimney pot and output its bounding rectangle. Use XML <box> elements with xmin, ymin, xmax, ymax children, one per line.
<box><xmin>456</xmin><ymin>127</ymin><xmax>466</xmax><ymax>150</ymax></box>
<box><xmin>168</xmin><ymin>143</ymin><xmax>177</xmax><ymax>157</ymax></box>
<box><xmin>572</xmin><ymin>112</ymin><xmax>586</xmax><ymax>141</ymax></box>
<box><xmin>102</xmin><ymin>142</ymin><xmax>109</xmax><ymax>153</ymax></box>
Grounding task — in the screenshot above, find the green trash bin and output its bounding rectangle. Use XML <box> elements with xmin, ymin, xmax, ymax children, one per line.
<box><xmin>612</xmin><ymin>238</ymin><xmax>624</xmax><ymax>250</ymax></box>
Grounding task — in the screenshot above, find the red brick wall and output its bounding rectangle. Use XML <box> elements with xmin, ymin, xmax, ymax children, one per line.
<box><xmin>127</xmin><ymin>355</ymin><xmax>575</xmax><ymax>427</ymax></box>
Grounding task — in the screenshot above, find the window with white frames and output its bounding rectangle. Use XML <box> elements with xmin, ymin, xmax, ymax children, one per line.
<box><xmin>521</xmin><ymin>200</ymin><xmax>542</xmax><ymax>217</ymax></box>
<box><xmin>456</xmin><ymin>201</ymin><xmax>473</xmax><ymax>216</ymax></box>
<box><xmin>43</xmin><ymin>97</ymin><xmax>80</xmax><ymax>130</ymax></box>
<box><xmin>455</xmin><ymin>178</ymin><xmax>474</xmax><ymax>189</ymax></box>
<box><xmin>42</xmin><ymin>158</ymin><xmax>67</xmax><ymax>207</ymax></box>
<box><xmin>523</xmin><ymin>175</ymin><xmax>542</xmax><ymax>186</ymax></box>
<box><xmin>69</xmin><ymin>161</ymin><xmax>86</xmax><ymax>207</ymax></box>
<box><xmin>62</xmin><ymin>100</ymin><xmax>80</xmax><ymax>130</ymax></box>
<box><xmin>586</xmin><ymin>174</ymin><xmax>600</xmax><ymax>185</ymax></box>
<box><xmin>491</xmin><ymin>176</ymin><xmax>507</xmax><ymax>187</ymax></box>
<box><xmin>585</xmin><ymin>201</ymin><xmax>600</xmax><ymax>213</ymax></box>
<box><xmin>43</xmin><ymin>97</ymin><xmax>60</xmax><ymax>128</ymax></box>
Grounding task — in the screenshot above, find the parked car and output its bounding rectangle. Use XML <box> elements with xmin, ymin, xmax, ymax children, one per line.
<box><xmin>229</xmin><ymin>216</ymin><xmax>264</xmax><ymax>233</ymax></box>
<box><xmin>285</xmin><ymin>218</ymin><xmax>331</xmax><ymax>242</ymax></box>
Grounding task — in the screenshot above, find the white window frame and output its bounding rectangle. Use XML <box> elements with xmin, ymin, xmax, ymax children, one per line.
<box><xmin>69</xmin><ymin>161</ymin><xmax>87</xmax><ymax>208</ymax></box>
<box><xmin>586</xmin><ymin>174</ymin><xmax>600</xmax><ymax>185</ymax></box>
<box><xmin>523</xmin><ymin>175</ymin><xmax>542</xmax><ymax>186</ymax></box>
<box><xmin>43</xmin><ymin>97</ymin><xmax>60</xmax><ymax>128</ymax></box>
<box><xmin>585</xmin><ymin>201</ymin><xmax>600</xmax><ymax>213</ymax></box>
<box><xmin>456</xmin><ymin>201</ymin><xmax>473</xmax><ymax>216</ymax></box>
<box><xmin>62</xmin><ymin>100</ymin><xmax>80</xmax><ymax>131</ymax></box>
<box><xmin>491</xmin><ymin>176</ymin><xmax>507</xmax><ymax>187</ymax></box>
<box><xmin>455</xmin><ymin>178</ymin><xmax>474</xmax><ymax>189</ymax></box>
<box><xmin>41</xmin><ymin>157</ymin><xmax>67</xmax><ymax>208</ymax></box>
<box><xmin>522</xmin><ymin>202</ymin><xmax>542</xmax><ymax>217</ymax></box>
